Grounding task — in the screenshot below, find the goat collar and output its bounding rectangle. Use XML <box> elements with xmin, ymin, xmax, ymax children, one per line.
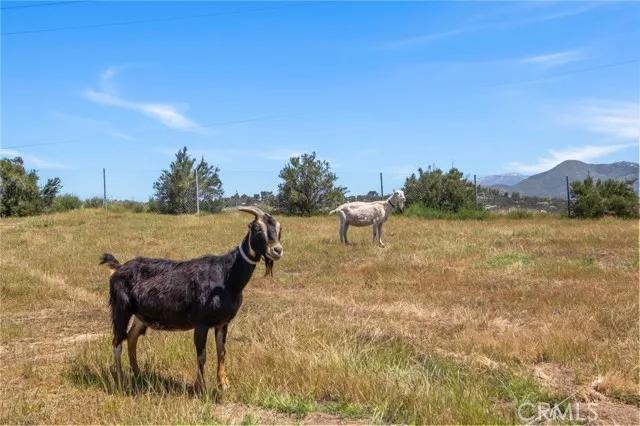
<box><xmin>238</xmin><ymin>243</ymin><xmax>259</xmax><ymax>265</ymax></box>
<box><xmin>388</xmin><ymin>199</ymin><xmax>397</xmax><ymax>209</ymax></box>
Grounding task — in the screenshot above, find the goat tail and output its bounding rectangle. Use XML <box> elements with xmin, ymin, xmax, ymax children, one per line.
<box><xmin>329</xmin><ymin>208</ymin><xmax>339</xmax><ymax>215</ymax></box>
<box><xmin>100</xmin><ymin>253</ymin><xmax>121</xmax><ymax>271</ymax></box>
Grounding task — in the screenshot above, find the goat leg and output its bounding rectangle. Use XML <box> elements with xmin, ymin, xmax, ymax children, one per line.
<box><xmin>343</xmin><ymin>223</ymin><xmax>350</xmax><ymax>245</ymax></box>
<box><xmin>378</xmin><ymin>223</ymin><xmax>385</xmax><ymax>247</ymax></box>
<box><xmin>127</xmin><ymin>317</ymin><xmax>147</xmax><ymax>375</ymax></box>
<box><xmin>215</xmin><ymin>324</ymin><xmax>229</xmax><ymax>391</ymax></box>
<box><xmin>111</xmin><ymin>305</ymin><xmax>131</xmax><ymax>387</ymax></box>
<box><xmin>193</xmin><ymin>326</ymin><xmax>208</xmax><ymax>393</ymax></box>
<box><xmin>112</xmin><ymin>342</ymin><xmax>123</xmax><ymax>385</ymax></box>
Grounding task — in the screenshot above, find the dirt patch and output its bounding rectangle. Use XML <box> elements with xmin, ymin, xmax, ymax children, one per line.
<box><xmin>532</xmin><ymin>362</ymin><xmax>577</xmax><ymax>396</ymax></box>
<box><xmin>210</xmin><ymin>403</ymin><xmax>368</xmax><ymax>424</ymax></box>
<box><xmin>532</xmin><ymin>362</ymin><xmax>640</xmax><ymax>425</ymax></box>
<box><xmin>586</xmin><ymin>400</ymin><xmax>640</xmax><ymax>425</ymax></box>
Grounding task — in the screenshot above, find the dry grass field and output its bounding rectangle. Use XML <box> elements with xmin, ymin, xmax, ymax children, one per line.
<box><xmin>1</xmin><ymin>209</ymin><xmax>638</xmax><ymax>424</ymax></box>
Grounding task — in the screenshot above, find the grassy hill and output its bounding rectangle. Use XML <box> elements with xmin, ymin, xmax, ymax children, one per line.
<box><xmin>1</xmin><ymin>210</ymin><xmax>638</xmax><ymax>424</ymax></box>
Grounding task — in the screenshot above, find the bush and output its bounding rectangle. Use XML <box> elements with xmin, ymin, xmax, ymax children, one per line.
<box><xmin>404</xmin><ymin>204</ymin><xmax>489</xmax><ymax>220</ymax></box>
<box><xmin>403</xmin><ymin>167</ymin><xmax>476</xmax><ymax>212</ymax></box>
<box><xmin>83</xmin><ymin>197</ymin><xmax>103</xmax><ymax>209</ymax></box>
<box><xmin>113</xmin><ymin>200</ymin><xmax>147</xmax><ymax>213</ymax></box>
<box><xmin>52</xmin><ymin>194</ymin><xmax>82</xmax><ymax>212</ymax></box>
<box><xmin>571</xmin><ymin>176</ymin><xmax>638</xmax><ymax>218</ymax></box>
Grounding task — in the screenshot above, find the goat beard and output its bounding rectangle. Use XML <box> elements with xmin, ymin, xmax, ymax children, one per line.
<box><xmin>264</xmin><ymin>257</ymin><xmax>274</xmax><ymax>277</ymax></box>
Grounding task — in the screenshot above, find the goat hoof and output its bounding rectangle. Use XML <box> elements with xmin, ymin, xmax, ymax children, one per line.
<box><xmin>218</xmin><ymin>378</ymin><xmax>230</xmax><ymax>392</ymax></box>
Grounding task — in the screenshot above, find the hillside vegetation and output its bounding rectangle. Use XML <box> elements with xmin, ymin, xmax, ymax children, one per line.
<box><xmin>1</xmin><ymin>210</ymin><xmax>638</xmax><ymax>424</ymax></box>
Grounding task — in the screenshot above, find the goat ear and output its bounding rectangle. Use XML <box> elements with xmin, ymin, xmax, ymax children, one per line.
<box><xmin>238</xmin><ymin>206</ymin><xmax>265</xmax><ymax>219</ymax></box>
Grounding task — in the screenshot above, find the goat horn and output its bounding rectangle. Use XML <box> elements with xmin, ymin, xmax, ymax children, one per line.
<box><xmin>238</xmin><ymin>206</ymin><xmax>265</xmax><ymax>218</ymax></box>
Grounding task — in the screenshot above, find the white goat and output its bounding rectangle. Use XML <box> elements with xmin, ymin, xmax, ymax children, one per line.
<box><xmin>329</xmin><ymin>190</ymin><xmax>406</xmax><ymax>246</ymax></box>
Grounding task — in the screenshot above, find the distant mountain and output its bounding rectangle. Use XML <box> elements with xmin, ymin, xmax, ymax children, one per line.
<box><xmin>478</xmin><ymin>173</ymin><xmax>529</xmax><ymax>187</ymax></box>
<box><xmin>490</xmin><ymin>160</ymin><xmax>639</xmax><ymax>198</ymax></box>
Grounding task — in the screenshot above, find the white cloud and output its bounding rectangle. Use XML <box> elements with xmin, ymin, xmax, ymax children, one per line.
<box><xmin>99</xmin><ymin>66</ymin><xmax>119</xmax><ymax>92</ymax></box>
<box><xmin>571</xmin><ymin>101</ymin><xmax>640</xmax><ymax>141</ymax></box>
<box><xmin>84</xmin><ymin>68</ymin><xmax>199</xmax><ymax>131</ymax></box>
<box><xmin>507</xmin><ymin>143</ymin><xmax>636</xmax><ymax>174</ymax></box>
<box><xmin>0</xmin><ymin>148</ymin><xmax>66</xmax><ymax>169</ymax></box>
<box><xmin>521</xmin><ymin>50</ymin><xmax>583</xmax><ymax>67</ymax></box>
<box><xmin>509</xmin><ymin>99</ymin><xmax>640</xmax><ymax>173</ymax></box>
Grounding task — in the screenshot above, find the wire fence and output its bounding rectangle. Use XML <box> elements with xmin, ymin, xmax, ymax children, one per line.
<box><xmin>94</xmin><ymin>167</ymin><xmax>576</xmax><ymax>215</ymax></box>
<box><xmin>475</xmin><ymin>185</ymin><xmax>567</xmax><ymax>214</ymax></box>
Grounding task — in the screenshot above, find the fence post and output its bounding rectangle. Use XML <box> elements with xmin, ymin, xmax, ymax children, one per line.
<box><xmin>380</xmin><ymin>172</ymin><xmax>384</xmax><ymax>199</ymax></box>
<box><xmin>565</xmin><ymin>176</ymin><xmax>571</xmax><ymax>217</ymax></box>
<box><xmin>102</xmin><ymin>168</ymin><xmax>107</xmax><ymax>209</ymax></box>
<box><xmin>474</xmin><ymin>174</ymin><xmax>477</xmax><ymax>207</ymax></box>
<box><xmin>195</xmin><ymin>170</ymin><xmax>200</xmax><ymax>215</ymax></box>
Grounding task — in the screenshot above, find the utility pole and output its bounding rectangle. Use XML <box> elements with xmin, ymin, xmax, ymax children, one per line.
<box><xmin>380</xmin><ymin>172</ymin><xmax>384</xmax><ymax>199</ymax></box>
<box><xmin>474</xmin><ymin>174</ymin><xmax>478</xmax><ymax>207</ymax></box>
<box><xmin>565</xmin><ymin>176</ymin><xmax>571</xmax><ymax>217</ymax></box>
<box><xmin>195</xmin><ymin>170</ymin><xmax>200</xmax><ymax>215</ymax></box>
<box><xmin>102</xmin><ymin>168</ymin><xmax>107</xmax><ymax>209</ymax></box>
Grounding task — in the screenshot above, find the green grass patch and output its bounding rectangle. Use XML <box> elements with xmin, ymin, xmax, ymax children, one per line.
<box><xmin>260</xmin><ymin>392</ymin><xmax>315</xmax><ymax>419</ymax></box>
<box><xmin>485</xmin><ymin>252</ymin><xmax>534</xmax><ymax>268</ymax></box>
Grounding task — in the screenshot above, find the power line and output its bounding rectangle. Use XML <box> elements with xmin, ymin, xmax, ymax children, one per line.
<box><xmin>1</xmin><ymin>1</ymin><xmax>88</xmax><ymax>11</ymax></box>
<box><xmin>1</xmin><ymin>114</ymin><xmax>298</xmax><ymax>150</ymax></box>
<box><xmin>484</xmin><ymin>58</ymin><xmax>640</xmax><ymax>89</ymax></box>
<box><xmin>2</xmin><ymin>139</ymin><xmax>82</xmax><ymax>150</ymax></box>
<box><xmin>182</xmin><ymin>113</ymin><xmax>302</xmax><ymax>131</ymax></box>
<box><xmin>2</xmin><ymin>3</ymin><xmax>306</xmax><ymax>36</ymax></box>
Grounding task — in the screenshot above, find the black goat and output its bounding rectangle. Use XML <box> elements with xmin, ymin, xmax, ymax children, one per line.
<box><xmin>100</xmin><ymin>206</ymin><xmax>283</xmax><ymax>392</ymax></box>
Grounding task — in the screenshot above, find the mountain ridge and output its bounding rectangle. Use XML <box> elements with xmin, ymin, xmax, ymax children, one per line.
<box><xmin>487</xmin><ymin>160</ymin><xmax>639</xmax><ymax>198</ymax></box>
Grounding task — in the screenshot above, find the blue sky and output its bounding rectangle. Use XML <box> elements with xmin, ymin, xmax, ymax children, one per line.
<box><xmin>2</xmin><ymin>1</ymin><xmax>639</xmax><ymax>200</ymax></box>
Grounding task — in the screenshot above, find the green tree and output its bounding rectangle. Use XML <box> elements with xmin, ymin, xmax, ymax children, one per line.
<box><xmin>41</xmin><ymin>177</ymin><xmax>62</xmax><ymax>210</ymax></box>
<box><xmin>277</xmin><ymin>152</ymin><xmax>346</xmax><ymax>216</ymax></box>
<box><xmin>0</xmin><ymin>157</ymin><xmax>62</xmax><ymax>217</ymax></box>
<box><xmin>194</xmin><ymin>157</ymin><xmax>224</xmax><ymax>213</ymax></box>
<box><xmin>403</xmin><ymin>167</ymin><xmax>476</xmax><ymax>212</ymax></box>
<box><xmin>571</xmin><ymin>175</ymin><xmax>638</xmax><ymax>218</ymax></box>
<box><xmin>152</xmin><ymin>147</ymin><xmax>223</xmax><ymax>214</ymax></box>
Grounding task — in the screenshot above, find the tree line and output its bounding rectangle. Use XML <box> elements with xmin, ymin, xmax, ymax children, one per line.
<box><xmin>1</xmin><ymin>148</ymin><xmax>638</xmax><ymax>218</ymax></box>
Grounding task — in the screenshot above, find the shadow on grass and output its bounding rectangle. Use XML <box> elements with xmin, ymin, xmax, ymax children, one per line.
<box><xmin>67</xmin><ymin>362</ymin><xmax>221</xmax><ymax>400</ymax></box>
